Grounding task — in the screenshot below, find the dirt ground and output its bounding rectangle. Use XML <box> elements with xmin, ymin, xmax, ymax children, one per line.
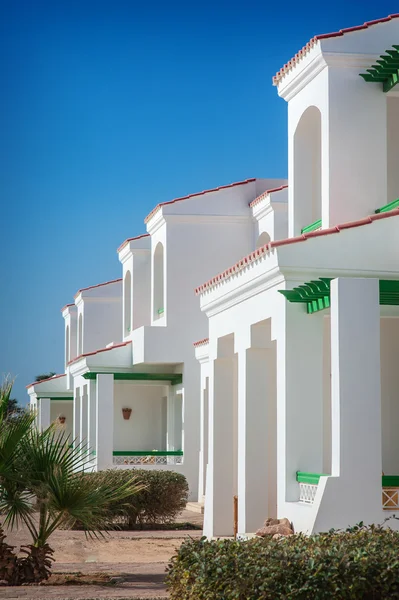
<box><xmin>0</xmin><ymin>509</ymin><xmax>203</xmax><ymax>599</ymax></box>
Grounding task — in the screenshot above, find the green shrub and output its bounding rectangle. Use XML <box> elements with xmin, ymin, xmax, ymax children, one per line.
<box><xmin>166</xmin><ymin>523</ymin><xmax>399</xmax><ymax>599</ymax></box>
<box><xmin>71</xmin><ymin>469</ymin><xmax>189</xmax><ymax>528</ymax></box>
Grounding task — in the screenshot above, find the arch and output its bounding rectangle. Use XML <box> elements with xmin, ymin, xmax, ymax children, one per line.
<box><xmin>65</xmin><ymin>325</ymin><xmax>70</xmax><ymax>367</ymax></box>
<box><xmin>124</xmin><ymin>270</ymin><xmax>132</xmax><ymax>334</ymax></box>
<box><xmin>153</xmin><ymin>242</ymin><xmax>165</xmax><ymax>319</ymax></box>
<box><xmin>256</xmin><ymin>231</ymin><xmax>271</xmax><ymax>249</ymax></box>
<box><xmin>293</xmin><ymin>106</ymin><xmax>322</xmax><ymax>234</ymax></box>
<box><xmin>78</xmin><ymin>313</ymin><xmax>83</xmax><ymax>355</ymax></box>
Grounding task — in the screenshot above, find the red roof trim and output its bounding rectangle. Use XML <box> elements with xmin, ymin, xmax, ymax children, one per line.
<box><xmin>74</xmin><ymin>278</ymin><xmax>122</xmax><ymax>299</ymax></box>
<box><xmin>60</xmin><ymin>303</ymin><xmax>75</xmax><ymax>313</ymax></box>
<box><xmin>249</xmin><ymin>184</ymin><xmax>288</xmax><ymax>208</ymax></box>
<box><xmin>144</xmin><ymin>179</ymin><xmax>257</xmax><ymax>224</ymax></box>
<box><xmin>68</xmin><ymin>341</ymin><xmax>132</xmax><ymax>365</ymax></box>
<box><xmin>193</xmin><ymin>338</ymin><xmax>209</xmax><ymax>348</ymax></box>
<box><xmin>195</xmin><ymin>209</ymin><xmax>399</xmax><ymax>295</ymax></box>
<box><xmin>26</xmin><ymin>373</ymin><xmax>66</xmax><ymax>389</ymax></box>
<box><xmin>117</xmin><ymin>233</ymin><xmax>150</xmax><ymax>254</ymax></box>
<box><xmin>273</xmin><ymin>13</ymin><xmax>399</xmax><ymax>85</ymax></box>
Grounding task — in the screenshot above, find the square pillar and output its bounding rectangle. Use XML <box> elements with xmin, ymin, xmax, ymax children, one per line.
<box><xmin>96</xmin><ymin>374</ymin><xmax>114</xmax><ymax>470</ymax></box>
<box><xmin>39</xmin><ymin>398</ymin><xmax>51</xmax><ymax>431</ymax></box>
<box><xmin>87</xmin><ymin>379</ymin><xmax>97</xmax><ymax>457</ymax></box>
<box><xmin>313</xmin><ymin>278</ymin><xmax>382</xmax><ymax>531</ymax></box>
<box><xmin>331</xmin><ymin>278</ymin><xmax>381</xmax><ymax>488</ymax></box>
<box><xmin>73</xmin><ymin>388</ymin><xmax>81</xmax><ymax>448</ymax></box>
<box><xmin>237</xmin><ymin>347</ymin><xmax>271</xmax><ymax>533</ymax></box>
<box><xmin>204</xmin><ymin>356</ymin><xmax>236</xmax><ymax>538</ymax></box>
<box><xmin>198</xmin><ymin>377</ymin><xmax>209</xmax><ymax>501</ymax></box>
<box><xmin>275</xmin><ymin>301</ymin><xmax>324</xmax><ymax>506</ymax></box>
<box><xmin>80</xmin><ymin>384</ymin><xmax>88</xmax><ymax>449</ymax></box>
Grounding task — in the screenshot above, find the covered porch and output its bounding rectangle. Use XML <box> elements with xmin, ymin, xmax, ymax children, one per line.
<box><xmin>72</xmin><ymin>371</ymin><xmax>184</xmax><ymax>471</ymax></box>
<box><xmin>201</xmin><ymin>276</ymin><xmax>399</xmax><ymax>538</ymax></box>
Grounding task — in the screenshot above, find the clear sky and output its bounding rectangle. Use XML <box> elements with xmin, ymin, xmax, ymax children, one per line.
<box><xmin>1</xmin><ymin>0</ymin><xmax>397</xmax><ymax>404</ymax></box>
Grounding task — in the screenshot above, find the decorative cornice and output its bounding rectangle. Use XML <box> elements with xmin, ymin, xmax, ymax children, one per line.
<box><xmin>195</xmin><ymin>209</ymin><xmax>399</xmax><ymax>297</ymax></box>
<box><xmin>73</xmin><ymin>278</ymin><xmax>122</xmax><ymax>300</ymax></box>
<box><xmin>144</xmin><ymin>178</ymin><xmax>257</xmax><ymax>224</ymax></box>
<box><xmin>274</xmin><ymin>13</ymin><xmax>399</xmax><ymax>87</ymax></box>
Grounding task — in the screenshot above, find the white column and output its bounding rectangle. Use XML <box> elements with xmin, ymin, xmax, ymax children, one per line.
<box><xmin>331</xmin><ymin>278</ymin><xmax>381</xmax><ymax>487</ymax></box>
<box><xmin>87</xmin><ymin>379</ymin><xmax>97</xmax><ymax>457</ymax></box>
<box><xmin>73</xmin><ymin>388</ymin><xmax>81</xmax><ymax>449</ymax></box>
<box><xmin>275</xmin><ymin>300</ymin><xmax>324</xmax><ymax>506</ymax></box>
<box><xmin>80</xmin><ymin>384</ymin><xmax>88</xmax><ymax>450</ymax></box>
<box><xmin>39</xmin><ymin>398</ymin><xmax>51</xmax><ymax>431</ymax></box>
<box><xmin>237</xmin><ymin>347</ymin><xmax>270</xmax><ymax>534</ymax></box>
<box><xmin>96</xmin><ymin>374</ymin><xmax>114</xmax><ymax>470</ymax></box>
<box><xmin>205</xmin><ymin>356</ymin><xmax>236</xmax><ymax>537</ymax></box>
<box><xmin>166</xmin><ymin>388</ymin><xmax>175</xmax><ymax>451</ymax></box>
<box><xmin>198</xmin><ymin>377</ymin><xmax>209</xmax><ymax>501</ymax></box>
<box><xmin>313</xmin><ymin>278</ymin><xmax>382</xmax><ymax>531</ymax></box>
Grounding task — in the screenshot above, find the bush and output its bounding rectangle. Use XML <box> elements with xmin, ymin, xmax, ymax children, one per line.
<box><xmin>166</xmin><ymin>523</ymin><xmax>399</xmax><ymax>599</ymax></box>
<box><xmin>71</xmin><ymin>469</ymin><xmax>189</xmax><ymax>528</ymax></box>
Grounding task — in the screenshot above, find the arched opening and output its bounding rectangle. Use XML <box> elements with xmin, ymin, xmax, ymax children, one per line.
<box><xmin>78</xmin><ymin>314</ymin><xmax>83</xmax><ymax>355</ymax></box>
<box><xmin>65</xmin><ymin>325</ymin><xmax>70</xmax><ymax>367</ymax></box>
<box><xmin>293</xmin><ymin>106</ymin><xmax>322</xmax><ymax>235</ymax></box>
<box><xmin>256</xmin><ymin>231</ymin><xmax>271</xmax><ymax>249</ymax></box>
<box><xmin>153</xmin><ymin>242</ymin><xmax>164</xmax><ymax>319</ymax></box>
<box><xmin>124</xmin><ymin>270</ymin><xmax>132</xmax><ymax>334</ymax></box>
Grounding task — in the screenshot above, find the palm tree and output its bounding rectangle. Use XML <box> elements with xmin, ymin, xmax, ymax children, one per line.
<box><xmin>0</xmin><ymin>376</ymin><xmax>144</xmax><ymax>584</ymax></box>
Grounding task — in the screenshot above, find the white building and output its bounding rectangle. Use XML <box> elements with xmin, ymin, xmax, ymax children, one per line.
<box><xmin>27</xmin><ymin>177</ymin><xmax>286</xmax><ymax>499</ymax></box>
<box><xmin>195</xmin><ymin>14</ymin><xmax>399</xmax><ymax>536</ymax></box>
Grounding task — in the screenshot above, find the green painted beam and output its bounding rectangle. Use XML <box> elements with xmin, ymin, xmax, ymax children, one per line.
<box><xmin>382</xmin><ymin>475</ymin><xmax>399</xmax><ymax>487</ymax></box>
<box><xmin>113</xmin><ymin>450</ymin><xmax>183</xmax><ymax>456</ymax></box>
<box><xmin>375</xmin><ymin>198</ymin><xmax>399</xmax><ymax>213</ymax></box>
<box><xmin>37</xmin><ymin>396</ymin><xmax>73</xmax><ymax>401</ymax></box>
<box><xmin>297</xmin><ymin>472</ymin><xmax>399</xmax><ymax>487</ymax></box>
<box><xmin>301</xmin><ymin>219</ymin><xmax>322</xmax><ymax>234</ymax></box>
<box><xmin>279</xmin><ymin>279</ymin><xmax>399</xmax><ymax>314</ymax></box>
<box><xmin>360</xmin><ymin>45</ymin><xmax>399</xmax><ymax>92</ymax></box>
<box><xmin>296</xmin><ymin>471</ymin><xmax>329</xmax><ymax>485</ymax></box>
<box><xmin>82</xmin><ymin>372</ymin><xmax>183</xmax><ymax>384</ymax></box>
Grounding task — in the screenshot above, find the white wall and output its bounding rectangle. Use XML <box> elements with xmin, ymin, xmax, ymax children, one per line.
<box><xmin>113</xmin><ymin>382</ymin><xmax>167</xmax><ymax>451</ymax></box>
<box><xmin>50</xmin><ymin>401</ymin><xmax>73</xmax><ymax>438</ymax></box>
<box><xmin>387</xmin><ymin>96</ymin><xmax>399</xmax><ymax>204</ymax></box>
<box><xmin>81</xmin><ymin>298</ymin><xmax>122</xmax><ymax>353</ymax></box>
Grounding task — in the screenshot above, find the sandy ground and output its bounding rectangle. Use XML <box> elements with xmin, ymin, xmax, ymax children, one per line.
<box><xmin>0</xmin><ymin>509</ymin><xmax>203</xmax><ymax>599</ymax></box>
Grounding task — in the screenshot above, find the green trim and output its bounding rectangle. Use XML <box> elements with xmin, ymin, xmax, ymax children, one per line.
<box><xmin>82</xmin><ymin>372</ymin><xmax>182</xmax><ymax>384</ymax></box>
<box><xmin>280</xmin><ymin>278</ymin><xmax>399</xmax><ymax>314</ymax></box>
<box><xmin>360</xmin><ymin>46</ymin><xmax>399</xmax><ymax>92</ymax></box>
<box><xmin>382</xmin><ymin>475</ymin><xmax>399</xmax><ymax>487</ymax></box>
<box><xmin>297</xmin><ymin>473</ymin><xmax>399</xmax><ymax>487</ymax></box>
<box><xmin>37</xmin><ymin>397</ymin><xmax>73</xmax><ymax>401</ymax></box>
<box><xmin>301</xmin><ymin>219</ymin><xmax>322</xmax><ymax>234</ymax></box>
<box><xmin>157</xmin><ymin>308</ymin><xmax>164</xmax><ymax>315</ymax></box>
<box><xmin>113</xmin><ymin>450</ymin><xmax>183</xmax><ymax>457</ymax></box>
<box><xmin>375</xmin><ymin>198</ymin><xmax>399</xmax><ymax>214</ymax></box>
<box><xmin>296</xmin><ymin>471</ymin><xmax>329</xmax><ymax>485</ymax></box>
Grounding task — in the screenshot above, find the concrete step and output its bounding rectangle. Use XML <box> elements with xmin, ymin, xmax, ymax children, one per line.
<box><xmin>186</xmin><ymin>501</ymin><xmax>204</xmax><ymax>514</ymax></box>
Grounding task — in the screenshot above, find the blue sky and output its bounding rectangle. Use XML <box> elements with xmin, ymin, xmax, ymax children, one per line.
<box><xmin>0</xmin><ymin>0</ymin><xmax>397</xmax><ymax>404</ymax></box>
